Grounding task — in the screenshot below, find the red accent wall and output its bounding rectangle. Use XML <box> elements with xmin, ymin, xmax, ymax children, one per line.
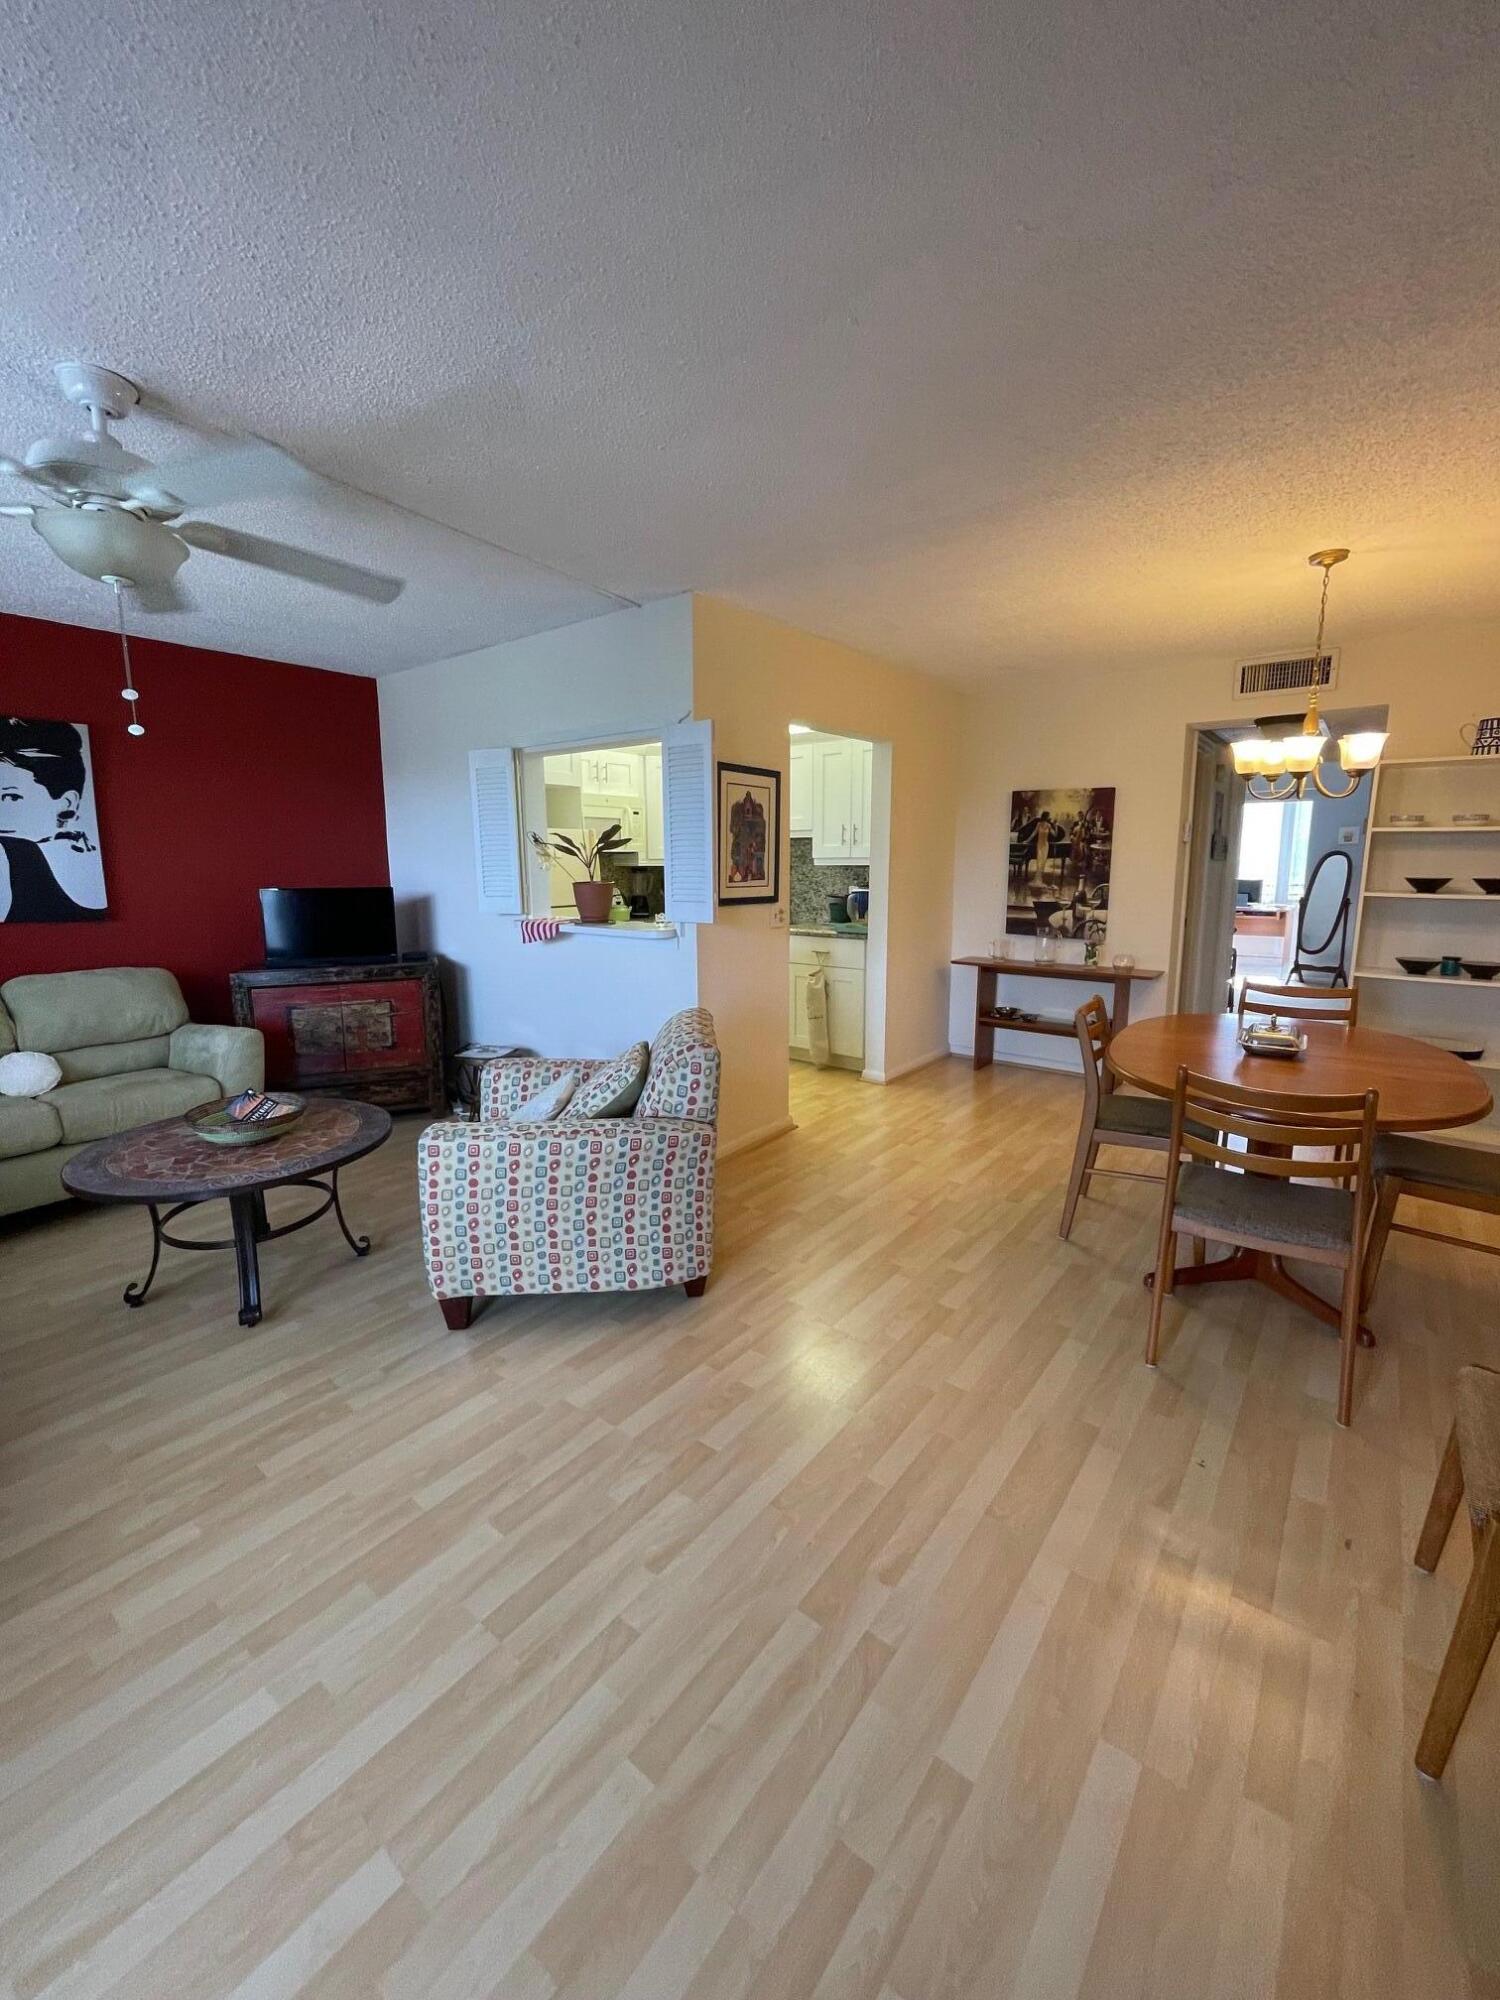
<box><xmin>0</xmin><ymin>611</ymin><xmax>389</xmax><ymax>1020</ymax></box>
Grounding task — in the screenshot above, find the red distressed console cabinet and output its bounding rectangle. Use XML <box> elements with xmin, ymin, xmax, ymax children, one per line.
<box><xmin>230</xmin><ymin>958</ymin><xmax>445</xmax><ymax>1114</ymax></box>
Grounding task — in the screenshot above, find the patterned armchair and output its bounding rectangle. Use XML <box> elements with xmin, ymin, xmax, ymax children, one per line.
<box><xmin>418</xmin><ymin>1008</ymin><xmax>718</xmax><ymax>1327</ymax></box>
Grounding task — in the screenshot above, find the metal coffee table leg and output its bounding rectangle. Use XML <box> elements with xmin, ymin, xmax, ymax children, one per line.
<box><xmin>124</xmin><ymin>1203</ymin><xmax>164</xmax><ymax>1308</ymax></box>
<box><xmin>329</xmin><ymin>1167</ymin><xmax>371</xmax><ymax>1257</ymax></box>
<box><xmin>229</xmin><ymin>1193</ymin><xmax>265</xmax><ymax>1327</ymax></box>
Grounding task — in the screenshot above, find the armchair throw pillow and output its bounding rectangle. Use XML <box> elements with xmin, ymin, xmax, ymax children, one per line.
<box><xmin>561</xmin><ymin>1041</ymin><xmax>649</xmax><ymax>1120</ymax></box>
<box><xmin>509</xmin><ymin>1070</ymin><xmax>579</xmax><ymax>1122</ymax></box>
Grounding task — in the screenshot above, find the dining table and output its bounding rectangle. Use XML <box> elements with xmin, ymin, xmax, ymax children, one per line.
<box><xmin>1107</xmin><ymin>1011</ymin><xmax>1494</xmax><ymax>1341</ymax></box>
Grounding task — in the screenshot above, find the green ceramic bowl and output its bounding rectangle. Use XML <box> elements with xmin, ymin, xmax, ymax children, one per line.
<box><xmin>186</xmin><ymin>1094</ymin><xmax>307</xmax><ymax>1146</ymax></box>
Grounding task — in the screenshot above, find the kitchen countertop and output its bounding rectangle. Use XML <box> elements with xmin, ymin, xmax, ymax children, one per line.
<box><xmin>790</xmin><ymin>923</ymin><xmax>868</xmax><ymax>938</ymax></box>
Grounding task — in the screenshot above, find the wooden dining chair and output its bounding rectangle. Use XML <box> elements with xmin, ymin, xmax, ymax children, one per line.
<box><xmin>1361</xmin><ymin>1135</ymin><xmax>1500</xmax><ymax>1308</ymax></box>
<box><xmin>1238</xmin><ymin>978</ymin><xmax>1360</xmax><ymax>1027</ymax></box>
<box><xmin>1412</xmin><ymin>1365</ymin><xmax>1500</xmax><ymax>1778</ymax></box>
<box><xmin>1058</xmin><ymin>997</ymin><xmax>1176</xmax><ymax>1239</ymax></box>
<box><xmin>1145</xmin><ymin>1067</ymin><xmax>1379</xmax><ymax>1426</ymax></box>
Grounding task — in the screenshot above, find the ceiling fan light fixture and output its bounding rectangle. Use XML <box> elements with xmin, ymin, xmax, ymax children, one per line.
<box><xmin>32</xmin><ymin>505</ymin><xmax>188</xmax><ymax>587</ymax></box>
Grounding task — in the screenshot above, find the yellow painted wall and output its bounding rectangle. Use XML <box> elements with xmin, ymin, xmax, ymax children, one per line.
<box><xmin>693</xmin><ymin>596</ymin><xmax>965</xmax><ymax>1154</ymax></box>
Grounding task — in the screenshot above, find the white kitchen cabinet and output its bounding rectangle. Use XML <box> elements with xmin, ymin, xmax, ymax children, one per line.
<box><xmin>788</xmin><ymin>932</ymin><xmax>866</xmax><ymax>1068</ymax></box>
<box><xmin>849</xmin><ymin>739</ymin><xmax>872</xmax><ymax>864</ymax></box>
<box><xmin>823</xmin><ymin>967</ymin><xmax>865</xmax><ymax>1058</ymax></box>
<box><xmin>812</xmin><ymin>739</ymin><xmax>851</xmax><ymax>861</ymax></box>
<box><xmin>583</xmin><ymin>749</ymin><xmax>644</xmax><ymax>796</ymax></box>
<box><xmin>789</xmin><ymin>742</ymin><xmax>813</xmax><ymax>837</ymax></box>
<box><xmin>810</xmin><ymin>737</ymin><xmax>874</xmax><ymax>864</ymax></box>
<box><xmin>642</xmin><ymin>749</ymin><xmax>664</xmax><ymax>863</ymax></box>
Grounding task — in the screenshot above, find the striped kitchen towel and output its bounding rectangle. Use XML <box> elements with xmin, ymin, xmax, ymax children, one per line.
<box><xmin>519</xmin><ymin>917</ymin><xmax>565</xmax><ymax>943</ymax></box>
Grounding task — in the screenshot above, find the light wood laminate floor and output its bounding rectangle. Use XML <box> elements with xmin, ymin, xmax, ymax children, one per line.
<box><xmin>2</xmin><ymin>1058</ymin><xmax>1498</xmax><ymax>1999</ymax></box>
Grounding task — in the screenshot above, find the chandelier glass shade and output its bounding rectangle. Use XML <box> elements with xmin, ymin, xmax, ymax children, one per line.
<box><xmin>1230</xmin><ymin>551</ymin><xmax>1387</xmax><ymax>800</ymax></box>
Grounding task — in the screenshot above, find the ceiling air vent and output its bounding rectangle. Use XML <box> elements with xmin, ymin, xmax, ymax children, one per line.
<box><xmin>1232</xmin><ymin>650</ymin><xmax>1337</xmax><ymax>703</ymax></box>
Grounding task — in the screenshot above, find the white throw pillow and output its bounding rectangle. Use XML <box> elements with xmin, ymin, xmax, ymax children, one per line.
<box><xmin>0</xmin><ymin>1050</ymin><xmax>62</xmax><ymax>1098</ymax></box>
<box><xmin>509</xmin><ymin>1070</ymin><xmax>579</xmax><ymax>1123</ymax></box>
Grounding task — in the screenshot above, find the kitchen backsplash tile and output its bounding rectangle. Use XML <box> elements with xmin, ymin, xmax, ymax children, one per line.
<box><xmin>790</xmin><ymin>838</ymin><xmax>870</xmax><ymax>924</ymax></box>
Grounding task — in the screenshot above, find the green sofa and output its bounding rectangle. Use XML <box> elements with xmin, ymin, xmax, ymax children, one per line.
<box><xmin>0</xmin><ymin>967</ymin><xmax>264</xmax><ymax>1218</ymax></box>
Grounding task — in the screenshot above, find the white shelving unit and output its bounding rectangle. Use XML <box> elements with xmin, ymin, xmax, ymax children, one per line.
<box><xmin>1351</xmin><ymin>753</ymin><xmax>1500</xmax><ymax>1149</ymax></box>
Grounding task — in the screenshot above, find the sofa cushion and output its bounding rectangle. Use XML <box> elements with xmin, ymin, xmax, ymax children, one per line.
<box><xmin>1</xmin><ymin>968</ymin><xmax>189</xmax><ymax>1055</ymax></box>
<box><xmin>0</xmin><ymin>1094</ymin><xmax>63</xmax><ymax>1160</ymax></box>
<box><xmin>635</xmin><ymin>1008</ymin><xmax>719</xmax><ymax>1122</ymax></box>
<box><xmin>562</xmin><ymin>1042</ymin><xmax>649</xmax><ymax>1120</ymax></box>
<box><xmin>53</xmin><ymin>1036</ymin><xmax>172</xmax><ymax>1084</ymax></box>
<box><xmin>0</xmin><ymin>1002</ymin><xmax>15</xmax><ymax>1057</ymax></box>
<box><xmin>47</xmin><ymin>1068</ymin><xmax>219</xmax><ymax>1145</ymax></box>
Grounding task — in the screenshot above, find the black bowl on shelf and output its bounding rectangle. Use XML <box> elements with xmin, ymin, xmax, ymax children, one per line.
<box><xmin>1395</xmin><ymin>956</ymin><xmax>1439</xmax><ymax>976</ymax></box>
<box><xmin>1462</xmin><ymin>961</ymin><xmax>1500</xmax><ymax>982</ymax></box>
<box><xmin>1475</xmin><ymin>878</ymin><xmax>1500</xmax><ymax>896</ymax></box>
<box><xmin>1404</xmin><ymin>876</ymin><xmax>1451</xmax><ymax>894</ymax></box>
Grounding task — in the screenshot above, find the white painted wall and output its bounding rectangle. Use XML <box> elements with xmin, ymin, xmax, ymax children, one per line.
<box><xmin>949</xmin><ymin>616</ymin><xmax>1500</xmax><ymax>1067</ymax></box>
<box><xmin>380</xmin><ymin>596</ymin><xmax>699</xmax><ymax>1059</ymax></box>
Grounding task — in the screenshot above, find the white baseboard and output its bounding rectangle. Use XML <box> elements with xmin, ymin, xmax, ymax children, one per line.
<box><xmin>948</xmin><ymin>1042</ymin><xmax>1081</xmax><ymax>1077</ymax></box>
<box><xmin>719</xmin><ymin>1115</ymin><xmax>797</xmax><ymax>1161</ymax></box>
<box><xmin>862</xmin><ymin>1048</ymin><xmax>954</xmax><ymax>1085</ymax></box>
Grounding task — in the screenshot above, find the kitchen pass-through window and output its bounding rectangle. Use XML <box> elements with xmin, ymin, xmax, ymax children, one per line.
<box><xmin>468</xmin><ymin>725</ymin><xmax>715</xmax><ymax>926</ymax></box>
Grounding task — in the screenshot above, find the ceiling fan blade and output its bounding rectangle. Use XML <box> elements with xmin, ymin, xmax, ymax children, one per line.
<box><xmin>1</xmin><ymin>453</ymin><xmax>70</xmax><ymax>494</ymax></box>
<box><xmin>0</xmin><ymin>503</ymin><xmax>36</xmax><ymax>518</ymax></box>
<box><xmin>123</xmin><ymin>438</ymin><xmax>321</xmax><ymax>512</ymax></box>
<box><xmin>131</xmin><ymin>575</ymin><xmax>192</xmax><ymax>614</ymax></box>
<box><xmin>179</xmin><ymin>521</ymin><xmax>404</xmax><ymax>603</ymax></box>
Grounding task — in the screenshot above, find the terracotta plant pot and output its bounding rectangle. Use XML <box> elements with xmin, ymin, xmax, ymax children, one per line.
<box><xmin>572</xmin><ymin>879</ymin><xmax>613</xmax><ymax>924</ymax></box>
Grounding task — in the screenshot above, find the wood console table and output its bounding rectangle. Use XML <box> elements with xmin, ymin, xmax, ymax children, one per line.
<box><xmin>951</xmin><ymin>957</ymin><xmax>1164</xmax><ymax>1071</ymax></box>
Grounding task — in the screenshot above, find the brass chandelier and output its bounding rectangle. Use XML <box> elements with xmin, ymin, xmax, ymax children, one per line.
<box><xmin>1231</xmin><ymin>549</ymin><xmax>1387</xmax><ymax>800</ymax></box>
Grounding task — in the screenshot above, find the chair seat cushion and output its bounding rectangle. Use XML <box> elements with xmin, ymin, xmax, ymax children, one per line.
<box><xmin>1173</xmin><ymin>1161</ymin><xmax>1355</xmax><ymax>1253</ymax></box>
<box><xmin>48</xmin><ymin>1068</ymin><xmax>220</xmax><ymax>1145</ymax></box>
<box><xmin>0</xmin><ymin>1094</ymin><xmax>63</xmax><ymax>1160</ymax></box>
<box><xmin>1095</xmin><ymin>1094</ymin><xmax>1214</xmax><ymax>1143</ymax></box>
<box><xmin>1374</xmin><ymin>1134</ymin><xmax>1500</xmax><ymax>1196</ymax></box>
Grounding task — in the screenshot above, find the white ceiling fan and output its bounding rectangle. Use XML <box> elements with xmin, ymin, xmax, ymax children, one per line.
<box><xmin>0</xmin><ymin>362</ymin><xmax>405</xmax><ymax>613</ymax></box>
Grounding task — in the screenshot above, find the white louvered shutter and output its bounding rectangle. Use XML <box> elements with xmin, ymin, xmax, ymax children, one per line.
<box><xmin>661</xmin><ymin>720</ymin><xmax>714</xmax><ymax>925</ymax></box>
<box><xmin>469</xmin><ymin>749</ymin><xmax>524</xmax><ymax>914</ymax></box>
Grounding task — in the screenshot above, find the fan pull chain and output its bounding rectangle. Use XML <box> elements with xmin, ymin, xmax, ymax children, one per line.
<box><xmin>112</xmin><ymin>580</ymin><xmax>145</xmax><ymax>737</ymax></box>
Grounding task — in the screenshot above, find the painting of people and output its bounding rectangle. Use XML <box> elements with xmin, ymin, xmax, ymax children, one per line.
<box><xmin>1006</xmin><ymin>786</ymin><xmax>1114</xmax><ymax>940</ymax></box>
<box><xmin>0</xmin><ymin>716</ymin><xmax>107</xmax><ymax>923</ymax></box>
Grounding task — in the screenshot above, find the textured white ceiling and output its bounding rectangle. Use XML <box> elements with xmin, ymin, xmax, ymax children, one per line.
<box><xmin>3</xmin><ymin>1</ymin><xmax>1498</xmax><ymax>682</ymax></box>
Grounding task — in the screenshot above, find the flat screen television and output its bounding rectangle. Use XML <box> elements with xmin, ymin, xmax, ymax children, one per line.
<box><xmin>259</xmin><ymin>886</ymin><xmax>398</xmax><ymax>965</ymax></box>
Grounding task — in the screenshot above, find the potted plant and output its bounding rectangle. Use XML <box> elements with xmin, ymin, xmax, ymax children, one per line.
<box><xmin>529</xmin><ymin>823</ymin><xmax>632</xmax><ymax>923</ymax></box>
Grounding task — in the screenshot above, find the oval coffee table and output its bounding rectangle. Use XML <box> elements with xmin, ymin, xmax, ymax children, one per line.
<box><xmin>62</xmin><ymin>1097</ymin><xmax>392</xmax><ymax>1327</ymax></box>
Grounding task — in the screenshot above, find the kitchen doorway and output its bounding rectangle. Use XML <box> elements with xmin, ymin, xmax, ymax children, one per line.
<box><xmin>786</xmin><ymin>724</ymin><xmax>887</xmax><ymax>1080</ymax></box>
